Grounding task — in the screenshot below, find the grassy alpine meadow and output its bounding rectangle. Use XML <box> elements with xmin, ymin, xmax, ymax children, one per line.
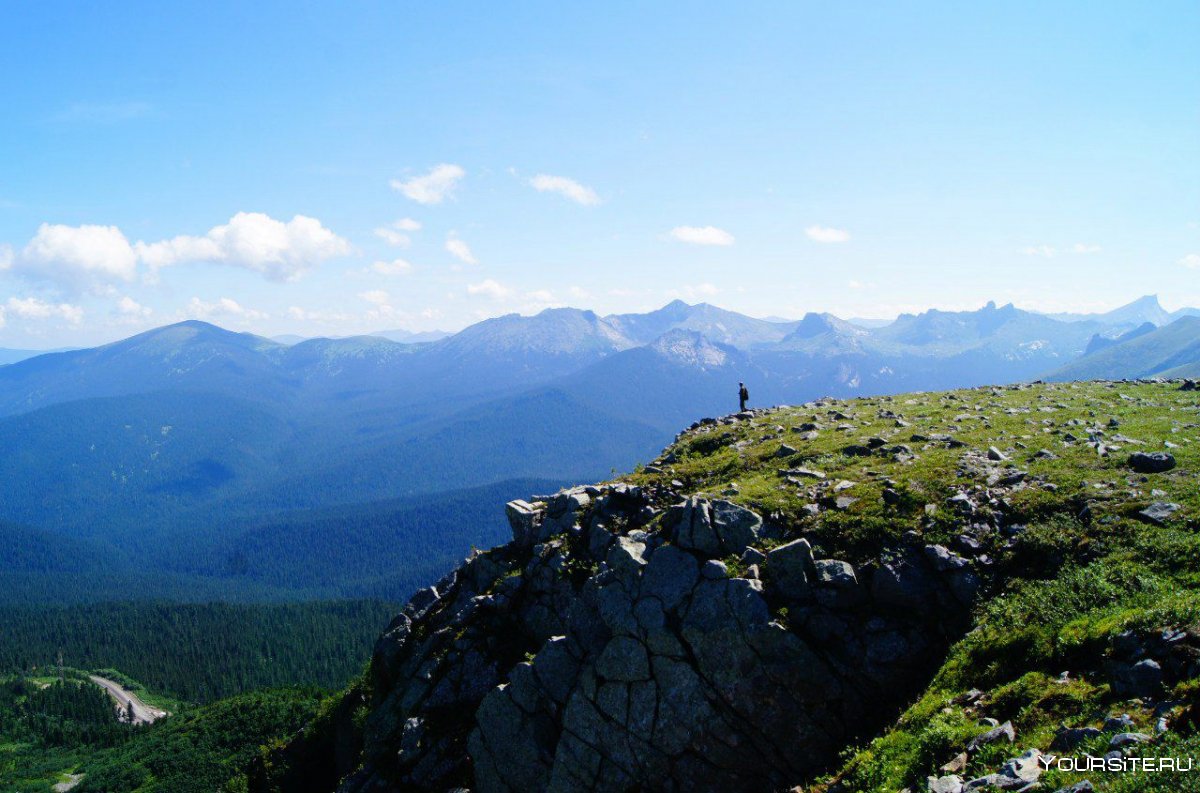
<box><xmin>623</xmin><ymin>379</ymin><xmax>1200</xmax><ymax>791</ymax></box>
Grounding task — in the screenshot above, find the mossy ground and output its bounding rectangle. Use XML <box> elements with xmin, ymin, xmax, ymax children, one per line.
<box><xmin>626</xmin><ymin>381</ymin><xmax>1200</xmax><ymax>791</ymax></box>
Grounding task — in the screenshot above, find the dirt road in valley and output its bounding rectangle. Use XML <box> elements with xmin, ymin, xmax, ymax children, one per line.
<box><xmin>88</xmin><ymin>674</ymin><xmax>168</xmax><ymax>725</ymax></box>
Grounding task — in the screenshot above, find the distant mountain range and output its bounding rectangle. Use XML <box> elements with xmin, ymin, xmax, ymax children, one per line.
<box><xmin>0</xmin><ymin>293</ymin><xmax>1197</xmax><ymax>604</ymax></box>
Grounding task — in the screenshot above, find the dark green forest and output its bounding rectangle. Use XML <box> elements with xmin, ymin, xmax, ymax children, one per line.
<box><xmin>0</xmin><ymin>675</ymin><xmax>326</xmax><ymax>793</ymax></box>
<box><xmin>0</xmin><ymin>601</ymin><xmax>396</xmax><ymax>703</ymax></box>
<box><xmin>0</xmin><ymin>478</ymin><xmax>565</xmax><ymax>605</ymax></box>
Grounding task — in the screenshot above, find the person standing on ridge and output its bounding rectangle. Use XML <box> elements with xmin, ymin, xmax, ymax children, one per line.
<box><xmin>738</xmin><ymin>382</ymin><xmax>749</xmax><ymax>412</ymax></box>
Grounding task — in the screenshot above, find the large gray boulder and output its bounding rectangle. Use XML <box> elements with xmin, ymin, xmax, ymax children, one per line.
<box><xmin>664</xmin><ymin>497</ymin><xmax>763</xmax><ymax>556</ymax></box>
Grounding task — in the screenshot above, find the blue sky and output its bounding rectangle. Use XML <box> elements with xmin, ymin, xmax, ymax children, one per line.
<box><xmin>0</xmin><ymin>1</ymin><xmax>1197</xmax><ymax>346</ymax></box>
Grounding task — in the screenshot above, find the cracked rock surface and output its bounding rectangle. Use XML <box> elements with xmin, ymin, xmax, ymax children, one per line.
<box><xmin>314</xmin><ymin>478</ymin><xmax>980</xmax><ymax>792</ymax></box>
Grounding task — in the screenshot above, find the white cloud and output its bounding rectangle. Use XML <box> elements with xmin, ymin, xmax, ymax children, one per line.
<box><xmin>805</xmin><ymin>225</ymin><xmax>851</xmax><ymax>243</ymax></box>
<box><xmin>137</xmin><ymin>212</ymin><xmax>351</xmax><ymax>281</ymax></box>
<box><xmin>287</xmin><ymin>306</ymin><xmax>351</xmax><ymax>323</ymax></box>
<box><xmin>1020</xmin><ymin>245</ymin><xmax>1056</xmax><ymax>257</ymax></box>
<box><xmin>372</xmin><ymin>258</ymin><xmax>413</xmax><ymax>276</ymax></box>
<box><xmin>390</xmin><ymin>164</ymin><xmax>464</xmax><ymax>205</ymax></box>
<box><xmin>359</xmin><ymin>289</ymin><xmax>391</xmax><ymax>306</ymax></box>
<box><xmin>466</xmin><ymin>279</ymin><xmax>513</xmax><ymax>300</ymax></box>
<box><xmin>1180</xmin><ymin>254</ymin><xmax>1200</xmax><ymax>269</ymax></box>
<box><xmin>186</xmin><ymin>297</ymin><xmax>268</xmax><ymax>321</ymax></box>
<box><xmin>1072</xmin><ymin>243</ymin><xmax>1102</xmax><ymax>254</ymax></box>
<box><xmin>529</xmin><ymin>174</ymin><xmax>600</xmax><ymax>206</ymax></box>
<box><xmin>526</xmin><ymin>289</ymin><xmax>556</xmax><ymax>303</ymax></box>
<box><xmin>669</xmin><ymin>226</ymin><xmax>735</xmax><ymax>246</ymax></box>
<box><xmin>568</xmin><ymin>285</ymin><xmax>590</xmax><ymax>300</ymax></box>
<box><xmin>116</xmin><ymin>295</ymin><xmax>153</xmax><ymax>318</ymax></box>
<box><xmin>666</xmin><ymin>283</ymin><xmax>719</xmax><ymax>301</ymax></box>
<box><xmin>0</xmin><ymin>244</ymin><xmax>11</xmax><ymax>269</ymax></box>
<box><xmin>3</xmin><ymin>296</ymin><xmax>83</xmax><ymax>324</ymax></box>
<box><xmin>446</xmin><ymin>236</ymin><xmax>478</xmax><ymax>265</ymax></box>
<box><xmin>17</xmin><ymin>223</ymin><xmax>139</xmax><ymax>290</ymax></box>
<box><xmin>374</xmin><ymin>218</ymin><xmax>421</xmax><ymax>247</ymax></box>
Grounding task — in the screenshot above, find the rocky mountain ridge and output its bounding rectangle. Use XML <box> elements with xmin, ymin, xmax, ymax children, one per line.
<box><xmin>254</xmin><ymin>379</ymin><xmax>1200</xmax><ymax>792</ymax></box>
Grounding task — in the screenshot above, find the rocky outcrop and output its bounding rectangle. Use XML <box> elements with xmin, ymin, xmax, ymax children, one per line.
<box><xmin>299</xmin><ymin>475</ymin><xmax>985</xmax><ymax>793</ymax></box>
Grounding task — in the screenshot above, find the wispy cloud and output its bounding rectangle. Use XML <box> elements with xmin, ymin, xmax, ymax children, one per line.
<box><xmin>666</xmin><ymin>282</ymin><xmax>719</xmax><ymax>301</ymax></box>
<box><xmin>669</xmin><ymin>226</ymin><xmax>735</xmax><ymax>246</ymax></box>
<box><xmin>530</xmin><ymin>174</ymin><xmax>600</xmax><ymax>205</ymax></box>
<box><xmin>1072</xmin><ymin>243</ymin><xmax>1102</xmax><ymax>254</ymax></box>
<box><xmin>805</xmin><ymin>225</ymin><xmax>850</xmax><ymax>243</ymax></box>
<box><xmin>374</xmin><ymin>218</ymin><xmax>422</xmax><ymax>247</ymax></box>
<box><xmin>371</xmin><ymin>258</ymin><xmax>413</xmax><ymax>276</ymax></box>
<box><xmin>1180</xmin><ymin>253</ymin><xmax>1200</xmax><ymax>269</ymax></box>
<box><xmin>359</xmin><ymin>289</ymin><xmax>391</xmax><ymax>306</ymax></box>
<box><xmin>445</xmin><ymin>235</ymin><xmax>478</xmax><ymax>265</ymax></box>
<box><xmin>186</xmin><ymin>297</ymin><xmax>268</xmax><ymax>321</ymax></box>
<box><xmin>390</xmin><ymin>164</ymin><xmax>464</xmax><ymax>204</ymax></box>
<box><xmin>53</xmin><ymin>101</ymin><xmax>153</xmax><ymax>124</ymax></box>
<box><xmin>1020</xmin><ymin>245</ymin><xmax>1057</xmax><ymax>258</ymax></box>
<box><xmin>466</xmin><ymin>279</ymin><xmax>512</xmax><ymax>299</ymax></box>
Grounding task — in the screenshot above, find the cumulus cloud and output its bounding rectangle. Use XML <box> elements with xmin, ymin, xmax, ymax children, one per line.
<box><xmin>372</xmin><ymin>258</ymin><xmax>413</xmax><ymax>276</ymax></box>
<box><xmin>17</xmin><ymin>223</ymin><xmax>139</xmax><ymax>289</ymax></box>
<box><xmin>390</xmin><ymin>164</ymin><xmax>464</xmax><ymax>205</ymax></box>
<box><xmin>466</xmin><ymin>279</ymin><xmax>513</xmax><ymax>300</ymax></box>
<box><xmin>7</xmin><ymin>213</ymin><xmax>351</xmax><ymax>293</ymax></box>
<box><xmin>805</xmin><ymin>225</ymin><xmax>851</xmax><ymax>243</ymax></box>
<box><xmin>1180</xmin><ymin>253</ymin><xmax>1200</xmax><ymax>269</ymax></box>
<box><xmin>374</xmin><ymin>218</ymin><xmax>422</xmax><ymax>247</ymax></box>
<box><xmin>669</xmin><ymin>226</ymin><xmax>735</xmax><ymax>246</ymax></box>
<box><xmin>116</xmin><ymin>296</ymin><xmax>153</xmax><ymax>318</ymax></box>
<box><xmin>359</xmin><ymin>289</ymin><xmax>391</xmax><ymax>306</ymax></box>
<box><xmin>137</xmin><ymin>212</ymin><xmax>352</xmax><ymax>281</ymax></box>
<box><xmin>529</xmin><ymin>174</ymin><xmax>600</xmax><ymax>206</ymax></box>
<box><xmin>186</xmin><ymin>297</ymin><xmax>268</xmax><ymax>321</ymax></box>
<box><xmin>3</xmin><ymin>296</ymin><xmax>84</xmax><ymax>324</ymax></box>
<box><xmin>446</xmin><ymin>235</ymin><xmax>478</xmax><ymax>265</ymax></box>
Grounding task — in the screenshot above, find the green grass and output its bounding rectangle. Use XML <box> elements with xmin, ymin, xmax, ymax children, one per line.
<box><xmin>625</xmin><ymin>380</ymin><xmax>1200</xmax><ymax>791</ymax></box>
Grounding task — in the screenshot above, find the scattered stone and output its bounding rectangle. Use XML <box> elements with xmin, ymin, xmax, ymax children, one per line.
<box><xmin>1128</xmin><ymin>451</ymin><xmax>1176</xmax><ymax>473</ymax></box>
<box><xmin>923</xmin><ymin>544</ymin><xmax>969</xmax><ymax>572</ymax></box>
<box><xmin>781</xmin><ymin>466</ymin><xmax>826</xmax><ymax>480</ymax></box>
<box><xmin>1111</xmin><ymin>658</ymin><xmax>1163</xmax><ymax>696</ymax></box>
<box><xmin>1137</xmin><ymin>502</ymin><xmax>1181</xmax><ymax>526</ymax></box>
<box><xmin>987</xmin><ymin>446</ymin><xmax>1008</xmax><ymax>461</ymax></box>
<box><xmin>928</xmin><ymin>774</ymin><xmax>964</xmax><ymax>793</ymax></box>
<box><xmin>967</xmin><ymin>720</ymin><xmax>1015</xmax><ymax>753</ymax></box>
<box><xmin>1109</xmin><ymin>731</ymin><xmax>1152</xmax><ymax>749</ymax></box>
<box><xmin>1102</xmin><ymin>714</ymin><xmax>1136</xmax><ymax>732</ymax></box>
<box><xmin>1050</xmin><ymin>725</ymin><xmax>1101</xmax><ymax>751</ymax></box>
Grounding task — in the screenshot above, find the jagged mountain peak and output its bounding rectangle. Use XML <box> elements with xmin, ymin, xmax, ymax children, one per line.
<box><xmin>648</xmin><ymin>328</ymin><xmax>731</xmax><ymax>367</ymax></box>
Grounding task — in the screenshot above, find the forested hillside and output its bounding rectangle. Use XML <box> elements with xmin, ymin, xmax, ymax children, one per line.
<box><xmin>0</xmin><ymin>601</ymin><xmax>395</xmax><ymax>703</ymax></box>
